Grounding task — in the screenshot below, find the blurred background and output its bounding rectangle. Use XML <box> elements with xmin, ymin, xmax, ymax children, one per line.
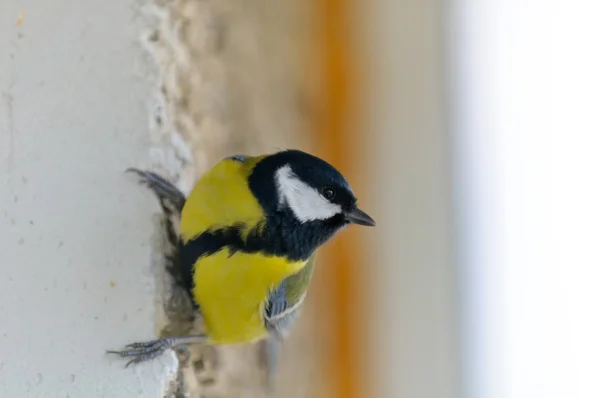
<box><xmin>2</xmin><ymin>0</ymin><xmax>599</xmax><ymax>397</ymax></box>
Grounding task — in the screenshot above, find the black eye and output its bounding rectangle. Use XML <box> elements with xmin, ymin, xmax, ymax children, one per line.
<box><xmin>322</xmin><ymin>186</ymin><xmax>336</xmax><ymax>200</ymax></box>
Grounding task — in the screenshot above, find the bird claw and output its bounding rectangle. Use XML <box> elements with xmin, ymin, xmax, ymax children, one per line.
<box><xmin>125</xmin><ymin>340</ymin><xmax>166</xmax><ymax>349</ymax></box>
<box><xmin>108</xmin><ymin>338</ymin><xmax>171</xmax><ymax>367</ymax></box>
<box><xmin>108</xmin><ymin>335</ymin><xmax>206</xmax><ymax>367</ymax></box>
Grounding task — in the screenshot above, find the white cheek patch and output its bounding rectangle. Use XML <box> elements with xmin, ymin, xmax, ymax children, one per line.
<box><xmin>275</xmin><ymin>165</ymin><xmax>342</xmax><ymax>222</ymax></box>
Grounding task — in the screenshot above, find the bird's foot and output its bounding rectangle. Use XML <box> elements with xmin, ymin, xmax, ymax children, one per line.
<box><xmin>107</xmin><ymin>335</ymin><xmax>206</xmax><ymax>368</ymax></box>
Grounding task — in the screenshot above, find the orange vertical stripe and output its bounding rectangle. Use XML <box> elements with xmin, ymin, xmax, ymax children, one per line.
<box><xmin>316</xmin><ymin>0</ymin><xmax>364</xmax><ymax>398</ymax></box>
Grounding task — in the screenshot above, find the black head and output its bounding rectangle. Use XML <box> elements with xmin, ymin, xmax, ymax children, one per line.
<box><xmin>245</xmin><ymin>149</ymin><xmax>375</xmax><ymax>260</ymax></box>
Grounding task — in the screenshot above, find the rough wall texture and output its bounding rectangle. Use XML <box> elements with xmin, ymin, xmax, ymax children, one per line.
<box><xmin>142</xmin><ymin>1</ymin><xmax>329</xmax><ymax>397</ymax></box>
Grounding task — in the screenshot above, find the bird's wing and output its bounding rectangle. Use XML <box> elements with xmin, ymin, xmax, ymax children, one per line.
<box><xmin>264</xmin><ymin>254</ymin><xmax>317</xmax><ymax>340</ymax></box>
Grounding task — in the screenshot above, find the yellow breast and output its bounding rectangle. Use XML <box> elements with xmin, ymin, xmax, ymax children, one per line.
<box><xmin>179</xmin><ymin>156</ymin><xmax>306</xmax><ymax>343</ymax></box>
<box><xmin>193</xmin><ymin>250</ymin><xmax>306</xmax><ymax>343</ymax></box>
<box><xmin>180</xmin><ymin>157</ymin><xmax>266</xmax><ymax>239</ymax></box>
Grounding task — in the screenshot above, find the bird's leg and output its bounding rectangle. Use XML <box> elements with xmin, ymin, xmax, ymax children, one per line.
<box><xmin>107</xmin><ymin>335</ymin><xmax>206</xmax><ymax>367</ymax></box>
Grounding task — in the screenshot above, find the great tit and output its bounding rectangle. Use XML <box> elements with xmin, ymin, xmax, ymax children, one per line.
<box><xmin>108</xmin><ymin>149</ymin><xmax>375</xmax><ymax>367</ymax></box>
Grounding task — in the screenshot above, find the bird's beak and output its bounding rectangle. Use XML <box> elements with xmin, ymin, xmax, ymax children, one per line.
<box><xmin>344</xmin><ymin>207</ymin><xmax>376</xmax><ymax>227</ymax></box>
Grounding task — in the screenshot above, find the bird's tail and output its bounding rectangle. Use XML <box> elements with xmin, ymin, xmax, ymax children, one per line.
<box><xmin>126</xmin><ymin>168</ymin><xmax>185</xmax><ymax>222</ymax></box>
<box><xmin>263</xmin><ymin>336</ymin><xmax>283</xmax><ymax>395</ymax></box>
<box><xmin>126</xmin><ymin>168</ymin><xmax>189</xmax><ymax>291</ymax></box>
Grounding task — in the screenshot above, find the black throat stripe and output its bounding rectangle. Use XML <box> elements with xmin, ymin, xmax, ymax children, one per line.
<box><xmin>178</xmin><ymin>223</ymin><xmax>286</xmax><ymax>302</ymax></box>
<box><xmin>178</xmin><ymin>214</ymin><xmax>346</xmax><ymax>302</ymax></box>
<box><xmin>182</xmin><ymin>223</ymin><xmax>270</xmax><ymax>261</ymax></box>
<box><xmin>181</xmin><ymin>214</ymin><xmax>345</xmax><ymax>264</ymax></box>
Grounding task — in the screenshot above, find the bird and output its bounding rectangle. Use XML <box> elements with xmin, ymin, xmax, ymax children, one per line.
<box><xmin>108</xmin><ymin>149</ymin><xmax>375</xmax><ymax>369</ymax></box>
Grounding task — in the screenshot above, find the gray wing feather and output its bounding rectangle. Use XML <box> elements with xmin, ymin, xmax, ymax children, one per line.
<box><xmin>264</xmin><ymin>257</ymin><xmax>315</xmax><ymax>340</ymax></box>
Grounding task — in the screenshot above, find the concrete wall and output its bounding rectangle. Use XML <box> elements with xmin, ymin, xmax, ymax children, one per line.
<box><xmin>0</xmin><ymin>1</ymin><xmax>178</xmax><ymax>396</ymax></box>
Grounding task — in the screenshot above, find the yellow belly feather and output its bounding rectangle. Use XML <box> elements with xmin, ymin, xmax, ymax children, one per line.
<box><xmin>193</xmin><ymin>250</ymin><xmax>305</xmax><ymax>343</ymax></box>
<box><xmin>179</xmin><ymin>157</ymin><xmax>306</xmax><ymax>343</ymax></box>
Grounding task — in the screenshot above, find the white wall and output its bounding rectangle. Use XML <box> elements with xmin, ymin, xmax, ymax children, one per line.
<box><xmin>0</xmin><ymin>1</ymin><xmax>175</xmax><ymax>396</ymax></box>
